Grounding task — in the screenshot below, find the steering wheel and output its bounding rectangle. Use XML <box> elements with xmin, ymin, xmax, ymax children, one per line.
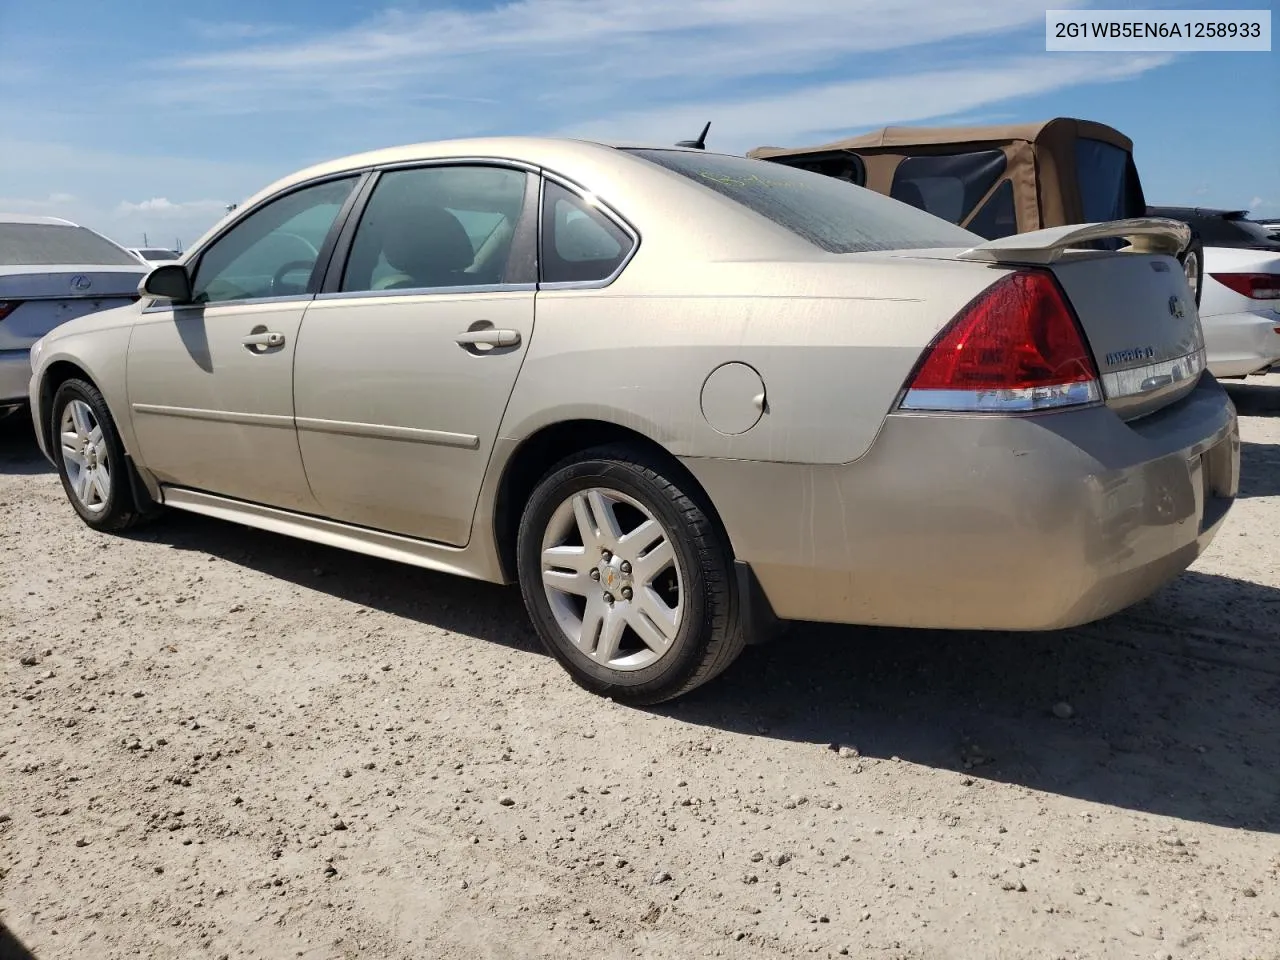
<box><xmin>272</xmin><ymin>259</ymin><xmax>317</xmax><ymax>293</ymax></box>
<box><xmin>278</xmin><ymin>231</ymin><xmax>319</xmax><ymax>258</ymax></box>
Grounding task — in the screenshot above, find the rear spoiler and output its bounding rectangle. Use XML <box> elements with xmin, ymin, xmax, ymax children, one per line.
<box><xmin>956</xmin><ymin>217</ymin><xmax>1191</xmax><ymax>265</ymax></box>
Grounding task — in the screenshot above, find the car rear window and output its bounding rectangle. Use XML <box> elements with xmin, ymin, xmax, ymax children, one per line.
<box><xmin>625</xmin><ymin>149</ymin><xmax>980</xmax><ymax>254</ymax></box>
<box><xmin>1190</xmin><ymin>215</ymin><xmax>1280</xmax><ymax>249</ymax></box>
<box><xmin>0</xmin><ymin>223</ymin><xmax>141</xmax><ymax>266</ymax></box>
<box><xmin>889</xmin><ymin>150</ymin><xmax>1008</xmax><ymax>225</ymax></box>
<box><xmin>138</xmin><ymin>248</ymin><xmax>181</xmax><ymax>260</ymax></box>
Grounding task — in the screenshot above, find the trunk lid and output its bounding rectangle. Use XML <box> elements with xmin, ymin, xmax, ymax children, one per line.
<box><xmin>0</xmin><ymin>266</ymin><xmax>145</xmax><ymax>348</ymax></box>
<box><xmin>954</xmin><ymin>219</ymin><xmax>1205</xmax><ymax>420</ymax></box>
<box><xmin>0</xmin><ymin>265</ymin><xmax>147</xmax><ymax>301</ymax></box>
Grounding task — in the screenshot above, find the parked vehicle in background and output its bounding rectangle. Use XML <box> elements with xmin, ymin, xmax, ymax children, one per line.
<box><xmin>1147</xmin><ymin>206</ymin><xmax>1280</xmax><ymax>378</ymax></box>
<box><xmin>27</xmin><ymin>138</ymin><xmax>1237</xmax><ymax>703</ymax></box>
<box><xmin>749</xmin><ymin>117</ymin><xmax>1206</xmax><ymax>305</ymax></box>
<box><xmin>1</xmin><ymin>214</ymin><xmax>146</xmax><ymax>416</ymax></box>
<box><xmin>128</xmin><ymin>247</ymin><xmax>183</xmax><ymax>267</ymax></box>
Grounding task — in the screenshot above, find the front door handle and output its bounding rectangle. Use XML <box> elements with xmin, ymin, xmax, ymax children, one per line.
<box><xmin>455</xmin><ymin>328</ymin><xmax>521</xmax><ymax>349</ymax></box>
<box><xmin>242</xmin><ymin>331</ymin><xmax>286</xmax><ymax>349</ymax></box>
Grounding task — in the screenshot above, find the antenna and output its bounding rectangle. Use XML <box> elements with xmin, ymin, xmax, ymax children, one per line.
<box><xmin>676</xmin><ymin>121</ymin><xmax>711</xmax><ymax>150</ymax></box>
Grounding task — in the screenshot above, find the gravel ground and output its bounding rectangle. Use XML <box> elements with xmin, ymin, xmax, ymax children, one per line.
<box><xmin>3</xmin><ymin>377</ymin><xmax>1279</xmax><ymax>960</ymax></box>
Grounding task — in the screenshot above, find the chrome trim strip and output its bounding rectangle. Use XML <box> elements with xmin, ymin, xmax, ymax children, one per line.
<box><xmin>312</xmin><ymin>282</ymin><xmax>535</xmax><ymax>302</ymax></box>
<box><xmin>899</xmin><ymin>381</ymin><xmax>1103</xmax><ymax>413</ymax></box>
<box><xmin>142</xmin><ymin>293</ymin><xmax>314</xmax><ymax>315</ymax></box>
<box><xmin>373</xmin><ymin>156</ymin><xmax>540</xmax><ymax>174</ymax></box>
<box><xmin>1101</xmin><ymin>347</ymin><xmax>1207</xmax><ymax>400</ymax></box>
<box><xmin>159</xmin><ymin>487</ymin><xmax>478</xmax><ymax>580</ymax></box>
<box><xmin>295</xmin><ymin>416</ymin><xmax>480</xmax><ymax>449</ymax></box>
<box><xmin>131</xmin><ymin>403</ymin><xmax>294</xmax><ymax>429</ymax></box>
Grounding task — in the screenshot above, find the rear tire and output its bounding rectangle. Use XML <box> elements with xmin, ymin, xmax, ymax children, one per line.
<box><xmin>516</xmin><ymin>445</ymin><xmax>744</xmax><ymax>705</ymax></box>
<box><xmin>50</xmin><ymin>379</ymin><xmax>146</xmax><ymax>532</ymax></box>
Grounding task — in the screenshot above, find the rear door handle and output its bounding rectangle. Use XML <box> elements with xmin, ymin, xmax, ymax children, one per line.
<box><xmin>242</xmin><ymin>331</ymin><xmax>286</xmax><ymax>349</ymax></box>
<box><xmin>455</xmin><ymin>328</ymin><xmax>521</xmax><ymax>349</ymax></box>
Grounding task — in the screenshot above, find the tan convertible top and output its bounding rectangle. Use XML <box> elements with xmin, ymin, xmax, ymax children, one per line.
<box><xmin>748</xmin><ymin>118</ymin><xmax>1137</xmax><ymax>234</ymax></box>
<box><xmin>748</xmin><ymin>118</ymin><xmax>1132</xmax><ymax>158</ymax></box>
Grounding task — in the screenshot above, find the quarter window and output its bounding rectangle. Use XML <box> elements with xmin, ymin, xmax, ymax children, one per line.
<box><xmin>340</xmin><ymin>165</ymin><xmax>529</xmax><ymax>293</ymax></box>
<box><xmin>889</xmin><ymin>151</ymin><xmax>1008</xmax><ymax>225</ymax></box>
<box><xmin>541</xmin><ymin>181</ymin><xmax>634</xmax><ymax>284</ymax></box>
<box><xmin>191</xmin><ymin>177</ymin><xmax>357</xmax><ymax>304</ymax></box>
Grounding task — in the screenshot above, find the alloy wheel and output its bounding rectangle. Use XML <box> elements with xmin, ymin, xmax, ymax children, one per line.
<box><xmin>59</xmin><ymin>399</ymin><xmax>111</xmax><ymax>513</ymax></box>
<box><xmin>539</xmin><ymin>487</ymin><xmax>684</xmax><ymax>671</ymax></box>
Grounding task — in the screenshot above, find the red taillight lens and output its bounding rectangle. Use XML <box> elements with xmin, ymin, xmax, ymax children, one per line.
<box><xmin>1210</xmin><ymin>272</ymin><xmax>1280</xmax><ymax>300</ymax></box>
<box><xmin>0</xmin><ymin>300</ymin><xmax>20</xmax><ymax>322</ymax></box>
<box><xmin>901</xmin><ymin>270</ymin><xmax>1101</xmax><ymax>413</ymax></box>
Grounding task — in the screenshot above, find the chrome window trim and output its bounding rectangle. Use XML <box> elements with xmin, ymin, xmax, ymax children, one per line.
<box><xmin>537</xmin><ymin>170</ymin><xmax>640</xmax><ymax>291</ymax></box>
<box><xmin>141</xmin><ymin>293</ymin><xmax>314</xmax><ymax>314</ymax></box>
<box><xmin>313</xmin><ymin>282</ymin><xmax>536</xmax><ymax>303</ymax></box>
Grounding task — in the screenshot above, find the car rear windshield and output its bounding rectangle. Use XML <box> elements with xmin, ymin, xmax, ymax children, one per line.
<box><xmin>0</xmin><ymin>223</ymin><xmax>141</xmax><ymax>266</ymax></box>
<box><xmin>625</xmin><ymin>149</ymin><xmax>981</xmax><ymax>254</ymax></box>
<box><xmin>1191</xmin><ymin>215</ymin><xmax>1280</xmax><ymax>249</ymax></box>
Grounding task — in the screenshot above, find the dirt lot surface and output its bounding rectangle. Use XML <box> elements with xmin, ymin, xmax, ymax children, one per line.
<box><xmin>3</xmin><ymin>378</ymin><xmax>1280</xmax><ymax>960</ymax></box>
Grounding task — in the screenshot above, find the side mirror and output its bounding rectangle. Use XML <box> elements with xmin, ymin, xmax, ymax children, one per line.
<box><xmin>139</xmin><ymin>264</ymin><xmax>192</xmax><ymax>303</ymax></box>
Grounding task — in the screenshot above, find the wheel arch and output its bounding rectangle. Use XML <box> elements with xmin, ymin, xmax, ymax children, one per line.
<box><xmin>37</xmin><ymin>359</ymin><xmax>98</xmax><ymax>450</ymax></box>
<box><xmin>488</xmin><ymin>419</ymin><xmax>736</xmax><ymax>582</ymax></box>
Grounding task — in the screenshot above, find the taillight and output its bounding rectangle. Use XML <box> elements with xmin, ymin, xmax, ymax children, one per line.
<box><xmin>900</xmin><ymin>270</ymin><xmax>1101</xmax><ymax>413</ymax></box>
<box><xmin>0</xmin><ymin>301</ymin><xmax>20</xmax><ymax>322</ymax></box>
<box><xmin>1210</xmin><ymin>272</ymin><xmax>1280</xmax><ymax>300</ymax></box>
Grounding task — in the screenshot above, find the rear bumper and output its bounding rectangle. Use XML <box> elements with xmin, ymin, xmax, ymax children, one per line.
<box><xmin>0</xmin><ymin>349</ymin><xmax>33</xmax><ymax>405</ymax></box>
<box><xmin>1203</xmin><ymin>308</ymin><xmax>1280</xmax><ymax>378</ymax></box>
<box><xmin>681</xmin><ymin>374</ymin><xmax>1239</xmax><ymax>631</ymax></box>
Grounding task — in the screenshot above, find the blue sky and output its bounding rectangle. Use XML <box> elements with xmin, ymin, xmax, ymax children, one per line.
<box><xmin>1</xmin><ymin>0</ymin><xmax>1276</xmax><ymax>249</ymax></box>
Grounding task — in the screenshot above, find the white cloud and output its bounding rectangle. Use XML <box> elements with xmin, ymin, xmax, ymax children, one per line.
<box><xmin>1249</xmin><ymin>196</ymin><xmax>1267</xmax><ymax>209</ymax></box>
<box><xmin>160</xmin><ymin>0</ymin><xmax>1095</xmax><ymax>112</ymax></box>
<box><xmin>187</xmin><ymin>20</ymin><xmax>288</xmax><ymax>41</ymax></box>
<box><xmin>564</xmin><ymin>54</ymin><xmax>1175</xmax><ymax>152</ymax></box>
<box><xmin>114</xmin><ymin>198</ymin><xmax>230</xmax><ymax>218</ymax></box>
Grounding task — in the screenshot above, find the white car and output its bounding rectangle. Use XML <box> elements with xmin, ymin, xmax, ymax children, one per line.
<box><xmin>1149</xmin><ymin>207</ymin><xmax>1280</xmax><ymax>378</ymax></box>
<box><xmin>127</xmin><ymin>247</ymin><xmax>183</xmax><ymax>268</ymax></box>
<box><xmin>1</xmin><ymin>214</ymin><xmax>147</xmax><ymax>413</ymax></box>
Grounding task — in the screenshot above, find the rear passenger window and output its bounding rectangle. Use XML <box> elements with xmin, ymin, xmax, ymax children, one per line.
<box><xmin>890</xmin><ymin>151</ymin><xmax>1007</xmax><ymax>224</ymax></box>
<box><xmin>541</xmin><ymin>181</ymin><xmax>634</xmax><ymax>284</ymax></box>
<box><xmin>341</xmin><ymin>165</ymin><xmax>529</xmax><ymax>293</ymax></box>
<box><xmin>964</xmin><ymin>180</ymin><xmax>1017</xmax><ymax>239</ymax></box>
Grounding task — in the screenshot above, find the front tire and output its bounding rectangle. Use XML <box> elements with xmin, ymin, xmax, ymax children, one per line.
<box><xmin>50</xmin><ymin>379</ymin><xmax>145</xmax><ymax>532</ymax></box>
<box><xmin>516</xmin><ymin>445</ymin><xmax>744</xmax><ymax>705</ymax></box>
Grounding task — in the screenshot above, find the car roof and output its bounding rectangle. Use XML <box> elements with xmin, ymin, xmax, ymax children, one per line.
<box><xmin>244</xmin><ymin>136</ymin><xmax>709</xmax><ymax>201</ymax></box>
<box><xmin>0</xmin><ymin>213</ymin><xmax>80</xmax><ymax>227</ymax></box>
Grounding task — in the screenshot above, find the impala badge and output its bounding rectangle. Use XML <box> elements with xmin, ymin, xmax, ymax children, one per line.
<box><xmin>1105</xmin><ymin>346</ymin><xmax>1156</xmax><ymax>367</ymax></box>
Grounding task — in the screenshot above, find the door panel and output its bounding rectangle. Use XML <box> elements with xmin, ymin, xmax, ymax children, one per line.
<box><xmin>293</xmin><ymin>292</ymin><xmax>534</xmax><ymax>545</ymax></box>
<box><xmin>128</xmin><ymin>301</ymin><xmax>318</xmax><ymax>512</ymax></box>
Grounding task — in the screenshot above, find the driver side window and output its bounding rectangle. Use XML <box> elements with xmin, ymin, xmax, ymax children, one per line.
<box><xmin>191</xmin><ymin>176</ymin><xmax>357</xmax><ymax>304</ymax></box>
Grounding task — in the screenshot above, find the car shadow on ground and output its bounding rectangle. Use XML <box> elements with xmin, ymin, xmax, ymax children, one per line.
<box><xmin>660</xmin><ymin>571</ymin><xmax>1280</xmax><ymax>834</ymax></box>
<box><xmin>1225</xmin><ymin>379</ymin><xmax>1280</xmax><ymax>417</ymax></box>
<box><xmin>129</xmin><ymin>504</ymin><xmax>1280</xmax><ymax>836</ymax></box>
<box><xmin>0</xmin><ymin>412</ymin><xmax>52</xmax><ymax>476</ymax></box>
<box><xmin>1240</xmin><ymin>441</ymin><xmax>1280</xmax><ymax>498</ymax></box>
<box><xmin>0</xmin><ymin>922</ymin><xmax>39</xmax><ymax>960</ymax></box>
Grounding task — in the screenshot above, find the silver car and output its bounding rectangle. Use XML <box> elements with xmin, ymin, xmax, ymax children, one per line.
<box><xmin>27</xmin><ymin>138</ymin><xmax>1239</xmax><ymax>703</ymax></box>
<box><xmin>2</xmin><ymin>214</ymin><xmax>146</xmax><ymax>414</ymax></box>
